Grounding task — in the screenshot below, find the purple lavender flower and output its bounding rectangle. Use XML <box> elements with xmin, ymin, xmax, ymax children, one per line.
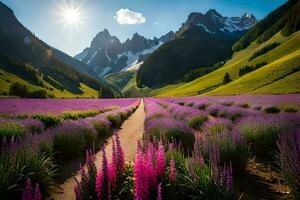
<box><xmin>157</xmin><ymin>182</ymin><xmax>162</xmax><ymax>200</ymax></box>
<box><xmin>22</xmin><ymin>178</ymin><xmax>33</xmax><ymax>200</ymax></box>
<box><xmin>169</xmin><ymin>158</ymin><xmax>177</xmax><ymax>182</ymax></box>
<box><xmin>33</xmin><ymin>183</ymin><xmax>42</xmax><ymax>200</ymax></box>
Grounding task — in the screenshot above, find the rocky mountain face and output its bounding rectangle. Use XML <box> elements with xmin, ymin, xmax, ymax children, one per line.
<box><xmin>75</xmin><ymin>30</ymin><xmax>175</xmax><ymax>77</ymax></box>
<box><xmin>137</xmin><ymin>9</ymin><xmax>257</xmax><ymax>87</ymax></box>
<box><xmin>178</xmin><ymin>9</ymin><xmax>257</xmax><ymax>37</ymax></box>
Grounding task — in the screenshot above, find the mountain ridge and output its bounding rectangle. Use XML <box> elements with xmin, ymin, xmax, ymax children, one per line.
<box><xmin>178</xmin><ymin>9</ymin><xmax>257</xmax><ymax>37</ymax></box>
<box><xmin>136</xmin><ymin>9</ymin><xmax>257</xmax><ymax>87</ymax></box>
<box><xmin>74</xmin><ymin>30</ymin><xmax>175</xmax><ymax>77</ymax></box>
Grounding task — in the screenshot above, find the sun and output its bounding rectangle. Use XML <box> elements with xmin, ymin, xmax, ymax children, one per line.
<box><xmin>55</xmin><ymin>1</ymin><xmax>85</xmax><ymax>30</ymax></box>
<box><xmin>63</xmin><ymin>8</ymin><xmax>80</xmax><ymax>25</ymax></box>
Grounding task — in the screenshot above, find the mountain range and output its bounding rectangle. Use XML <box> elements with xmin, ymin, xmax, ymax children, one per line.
<box><xmin>122</xmin><ymin>0</ymin><xmax>300</xmax><ymax>97</ymax></box>
<box><xmin>137</xmin><ymin>9</ymin><xmax>257</xmax><ymax>87</ymax></box>
<box><xmin>75</xmin><ymin>30</ymin><xmax>175</xmax><ymax>77</ymax></box>
<box><xmin>1</xmin><ymin>0</ymin><xmax>299</xmax><ymax>98</ymax></box>
<box><xmin>177</xmin><ymin>9</ymin><xmax>257</xmax><ymax>36</ymax></box>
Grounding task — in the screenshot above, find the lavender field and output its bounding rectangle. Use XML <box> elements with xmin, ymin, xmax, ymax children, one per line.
<box><xmin>0</xmin><ymin>95</ymin><xmax>299</xmax><ymax>200</ymax></box>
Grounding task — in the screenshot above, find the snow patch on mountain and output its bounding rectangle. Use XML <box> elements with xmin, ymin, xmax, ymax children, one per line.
<box><xmin>99</xmin><ymin>66</ymin><xmax>112</xmax><ymax>77</ymax></box>
<box><xmin>125</xmin><ymin>62</ymin><xmax>143</xmax><ymax>71</ymax></box>
<box><xmin>196</xmin><ymin>23</ymin><xmax>215</xmax><ymax>34</ymax></box>
<box><xmin>87</xmin><ymin>48</ymin><xmax>102</xmax><ymax>64</ymax></box>
<box><xmin>105</xmin><ymin>51</ymin><xmax>111</xmax><ymax>62</ymax></box>
<box><xmin>121</xmin><ymin>41</ymin><xmax>163</xmax><ymax>71</ymax></box>
<box><xmin>76</xmin><ymin>51</ymin><xmax>88</xmax><ymax>61</ymax></box>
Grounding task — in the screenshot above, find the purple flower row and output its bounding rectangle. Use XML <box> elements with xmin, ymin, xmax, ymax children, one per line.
<box><xmin>0</xmin><ymin>98</ymin><xmax>138</xmax><ymax>115</ymax></box>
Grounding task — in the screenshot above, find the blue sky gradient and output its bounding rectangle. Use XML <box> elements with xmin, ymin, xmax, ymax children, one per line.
<box><xmin>1</xmin><ymin>0</ymin><xmax>287</xmax><ymax>56</ymax></box>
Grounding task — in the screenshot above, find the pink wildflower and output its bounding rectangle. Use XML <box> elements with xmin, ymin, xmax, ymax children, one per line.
<box><xmin>156</xmin><ymin>142</ymin><xmax>166</xmax><ymax>178</ymax></box>
<box><xmin>22</xmin><ymin>178</ymin><xmax>33</xmax><ymax>200</ymax></box>
<box><xmin>33</xmin><ymin>183</ymin><xmax>42</xmax><ymax>200</ymax></box>
<box><xmin>169</xmin><ymin>158</ymin><xmax>177</xmax><ymax>182</ymax></box>
<box><xmin>157</xmin><ymin>182</ymin><xmax>162</xmax><ymax>200</ymax></box>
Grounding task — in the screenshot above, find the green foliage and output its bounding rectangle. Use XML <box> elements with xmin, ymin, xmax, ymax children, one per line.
<box><xmin>238</xmin><ymin>103</ymin><xmax>250</xmax><ymax>109</ymax></box>
<box><xmin>173</xmin><ymin>160</ymin><xmax>235</xmax><ymax>200</ymax></box>
<box><xmin>93</xmin><ymin>121</ymin><xmax>112</xmax><ymax>139</ymax></box>
<box><xmin>107</xmin><ymin>115</ymin><xmax>122</xmax><ymax>129</ymax></box>
<box><xmin>223</xmin><ymin>73</ymin><xmax>231</xmax><ymax>84</ymax></box>
<box><xmin>105</xmin><ymin>71</ymin><xmax>135</xmax><ymax>91</ymax></box>
<box><xmin>32</xmin><ymin>114</ymin><xmax>61</xmax><ymax>128</ymax></box>
<box><xmin>238</xmin><ymin>118</ymin><xmax>292</xmax><ymax>158</ymax></box>
<box><xmin>0</xmin><ymin>149</ymin><xmax>57</xmax><ymax>199</ymax></box>
<box><xmin>206</xmin><ymin>123</ymin><xmax>231</xmax><ymax>136</ymax></box>
<box><xmin>9</xmin><ymin>82</ymin><xmax>49</xmax><ymax>98</ymax></box>
<box><xmin>0</xmin><ymin>122</ymin><xmax>26</xmax><ymax>138</ymax></box>
<box><xmin>264</xmin><ymin>106</ymin><xmax>281</xmax><ymax>113</ymax></box>
<box><xmin>9</xmin><ymin>82</ymin><xmax>29</xmax><ymax>98</ymax></box>
<box><xmin>249</xmin><ymin>43</ymin><xmax>281</xmax><ymax>61</ymax></box>
<box><xmin>222</xmin><ymin>102</ymin><xmax>234</xmax><ymax>107</ymax></box>
<box><xmin>137</xmin><ymin>27</ymin><xmax>235</xmax><ymax>87</ymax></box>
<box><xmin>83</xmin><ymin>129</ymin><xmax>100</xmax><ymax>149</ymax></box>
<box><xmin>150</xmin><ymin>128</ymin><xmax>195</xmax><ymax>151</ymax></box>
<box><xmin>188</xmin><ymin>115</ymin><xmax>208</xmax><ymax>130</ymax></box>
<box><xmin>112</xmin><ymin>162</ymin><xmax>135</xmax><ymax>199</ymax></box>
<box><xmin>62</xmin><ymin>110</ymin><xmax>100</xmax><ymax>120</ymax></box>
<box><xmin>239</xmin><ymin>62</ymin><xmax>268</xmax><ymax>76</ymax></box>
<box><xmin>98</xmin><ymin>84</ymin><xmax>117</xmax><ymax>98</ymax></box>
<box><xmin>183</xmin><ymin>61</ymin><xmax>225</xmax><ymax>82</ymax></box>
<box><xmin>284</xmin><ymin>107</ymin><xmax>297</xmax><ymax>113</ymax></box>
<box><xmin>29</xmin><ymin>89</ymin><xmax>48</xmax><ymax>99</ymax></box>
<box><xmin>53</xmin><ymin>133</ymin><xmax>84</xmax><ymax>160</ymax></box>
<box><xmin>219</xmin><ymin>138</ymin><xmax>249</xmax><ymax>174</ymax></box>
<box><xmin>0</xmin><ymin>50</ymin><xmax>42</xmax><ymax>86</ymax></box>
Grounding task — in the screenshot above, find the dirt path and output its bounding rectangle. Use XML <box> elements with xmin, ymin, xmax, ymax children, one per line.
<box><xmin>49</xmin><ymin>99</ymin><xmax>145</xmax><ymax>200</ymax></box>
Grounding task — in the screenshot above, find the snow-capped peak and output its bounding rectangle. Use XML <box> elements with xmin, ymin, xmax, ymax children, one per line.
<box><xmin>180</xmin><ymin>9</ymin><xmax>257</xmax><ymax>35</ymax></box>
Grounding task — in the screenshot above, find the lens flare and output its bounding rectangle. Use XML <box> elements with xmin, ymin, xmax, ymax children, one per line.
<box><xmin>55</xmin><ymin>1</ymin><xmax>86</xmax><ymax>30</ymax></box>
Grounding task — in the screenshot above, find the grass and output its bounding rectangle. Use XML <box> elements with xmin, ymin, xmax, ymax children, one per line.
<box><xmin>188</xmin><ymin>115</ymin><xmax>208</xmax><ymax>130</ymax></box>
<box><xmin>0</xmin><ymin>69</ymin><xmax>99</xmax><ymax>98</ymax></box>
<box><xmin>206</xmin><ymin>48</ymin><xmax>300</xmax><ymax>95</ymax></box>
<box><xmin>105</xmin><ymin>71</ymin><xmax>135</xmax><ymax>91</ymax></box>
<box><xmin>153</xmin><ymin>31</ymin><xmax>300</xmax><ymax>97</ymax></box>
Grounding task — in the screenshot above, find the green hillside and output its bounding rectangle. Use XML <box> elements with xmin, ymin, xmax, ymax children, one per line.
<box><xmin>0</xmin><ymin>69</ymin><xmax>99</xmax><ymax>98</ymax></box>
<box><xmin>155</xmin><ymin>31</ymin><xmax>300</xmax><ymax>97</ymax></box>
<box><xmin>233</xmin><ymin>0</ymin><xmax>300</xmax><ymax>51</ymax></box>
<box><xmin>0</xmin><ymin>1</ymin><xmax>122</xmax><ymax>99</ymax></box>
<box><xmin>105</xmin><ymin>71</ymin><xmax>135</xmax><ymax>92</ymax></box>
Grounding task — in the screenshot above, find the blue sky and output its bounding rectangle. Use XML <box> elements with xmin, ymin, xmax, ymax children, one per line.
<box><xmin>1</xmin><ymin>0</ymin><xmax>287</xmax><ymax>56</ymax></box>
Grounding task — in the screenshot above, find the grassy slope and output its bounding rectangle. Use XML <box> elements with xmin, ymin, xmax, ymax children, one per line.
<box><xmin>156</xmin><ymin>31</ymin><xmax>300</xmax><ymax>97</ymax></box>
<box><xmin>207</xmin><ymin>49</ymin><xmax>300</xmax><ymax>95</ymax></box>
<box><xmin>105</xmin><ymin>71</ymin><xmax>135</xmax><ymax>92</ymax></box>
<box><xmin>0</xmin><ymin>69</ymin><xmax>98</xmax><ymax>98</ymax></box>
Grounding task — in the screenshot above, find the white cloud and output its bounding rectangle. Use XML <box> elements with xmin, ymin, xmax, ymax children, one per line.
<box><xmin>154</xmin><ymin>22</ymin><xmax>159</xmax><ymax>25</ymax></box>
<box><xmin>114</xmin><ymin>8</ymin><xmax>146</xmax><ymax>25</ymax></box>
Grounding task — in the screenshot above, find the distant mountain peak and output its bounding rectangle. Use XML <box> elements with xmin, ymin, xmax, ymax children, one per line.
<box><xmin>96</xmin><ymin>29</ymin><xmax>111</xmax><ymax>38</ymax></box>
<box><xmin>131</xmin><ymin>32</ymin><xmax>145</xmax><ymax>40</ymax></box>
<box><xmin>179</xmin><ymin>9</ymin><xmax>257</xmax><ymax>36</ymax></box>
<box><xmin>206</xmin><ymin>9</ymin><xmax>222</xmax><ymax>18</ymax></box>
<box><xmin>75</xmin><ymin>30</ymin><xmax>174</xmax><ymax>77</ymax></box>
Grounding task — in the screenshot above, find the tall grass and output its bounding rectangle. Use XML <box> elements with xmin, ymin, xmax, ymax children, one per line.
<box><xmin>276</xmin><ymin>130</ymin><xmax>300</xmax><ymax>199</ymax></box>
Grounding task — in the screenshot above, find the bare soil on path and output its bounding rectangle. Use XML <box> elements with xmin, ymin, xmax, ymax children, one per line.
<box><xmin>49</xmin><ymin>99</ymin><xmax>145</xmax><ymax>200</ymax></box>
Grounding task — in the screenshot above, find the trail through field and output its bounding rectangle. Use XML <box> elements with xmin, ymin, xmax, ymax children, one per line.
<box><xmin>49</xmin><ymin>99</ymin><xmax>145</xmax><ymax>200</ymax></box>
